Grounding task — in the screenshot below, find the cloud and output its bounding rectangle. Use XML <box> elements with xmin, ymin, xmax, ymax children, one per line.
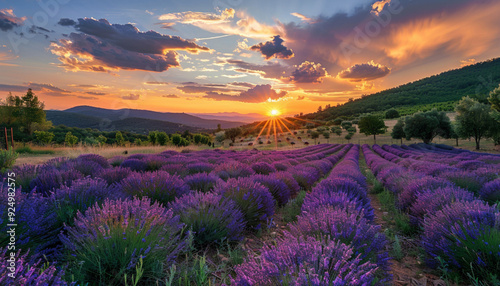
<box><xmin>159</xmin><ymin>8</ymin><xmax>235</xmax><ymax>25</ymax></box>
<box><xmin>159</xmin><ymin>22</ymin><xmax>176</xmax><ymax>30</ymax></box>
<box><xmin>28</xmin><ymin>82</ymin><xmax>72</xmax><ymax>94</ymax></box>
<box><xmin>50</xmin><ymin>18</ymin><xmax>209</xmax><ymax>72</ymax></box>
<box><xmin>250</xmin><ymin>35</ymin><xmax>294</xmax><ymax>60</ymax></box>
<box><xmin>290</xmin><ymin>13</ymin><xmax>316</xmax><ymax>24</ymax></box>
<box><xmin>177</xmin><ymin>83</ymin><xmax>239</xmax><ymax>94</ymax></box>
<box><xmin>229</xmin><ymin>82</ymin><xmax>255</xmax><ymax>88</ymax></box>
<box><xmin>145</xmin><ymin>81</ymin><xmax>169</xmax><ymax>85</ymax></box>
<box><xmin>0</xmin><ymin>9</ymin><xmax>25</xmax><ymax>31</ymax></box>
<box><xmin>371</xmin><ymin>0</ymin><xmax>392</xmax><ymax>16</ymax></box>
<box><xmin>460</xmin><ymin>59</ymin><xmax>477</xmax><ymax>67</ymax></box>
<box><xmin>163</xmin><ymin>94</ymin><xmax>179</xmax><ymax>98</ymax></box>
<box><xmin>160</xmin><ymin>10</ymin><xmax>281</xmax><ymax>39</ymax></box>
<box><xmin>85</xmin><ymin>91</ymin><xmax>107</xmax><ymax>95</ymax></box>
<box><xmin>337</xmin><ymin>61</ymin><xmax>390</xmax><ymax>82</ymax></box>
<box><xmin>122</xmin><ymin>94</ymin><xmax>140</xmax><ymax>100</ymax></box>
<box><xmin>203</xmin><ymin>84</ymin><xmax>287</xmax><ymax>103</ymax></box>
<box><xmin>224</xmin><ymin>59</ymin><xmax>292</xmax><ymax>80</ymax></box>
<box><xmin>290</xmin><ymin>61</ymin><xmax>328</xmax><ymax>83</ymax></box>
<box><xmin>77</xmin><ymin>95</ymin><xmax>98</xmax><ymax>100</ymax></box>
<box><xmin>0</xmin><ymin>84</ymin><xmax>27</xmax><ymax>93</ymax></box>
<box><xmin>58</xmin><ymin>18</ymin><xmax>76</xmax><ymax>26</ymax></box>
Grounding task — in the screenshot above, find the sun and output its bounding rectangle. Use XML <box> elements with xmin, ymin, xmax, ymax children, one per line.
<box><xmin>270</xmin><ymin>109</ymin><xmax>281</xmax><ymax>117</ymax></box>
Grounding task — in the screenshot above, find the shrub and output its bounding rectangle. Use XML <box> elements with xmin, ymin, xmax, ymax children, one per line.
<box><xmin>213</xmin><ymin>161</ymin><xmax>255</xmax><ymax>180</ymax></box>
<box><xmin>76</xmin><ymin>154</ymin><xmax>110</xmax><ymax>168</ymax></box>
<box><xmin>168</xmin><ymin>192</ymin><xmax>245</xmax><ymax>246</ymax></box>
<box><xmin>301</xmin><ymin>190</ymin><xmax>374</xmax><ymax>221</ymax></box>
<box><xmin>441</xmin><ymin>170</ymin><xmax>487</xmax><ymax>195</ymax></box>
<box><xmin>142</xmin><ymin>155</ymin><xmax>168</xmax><ymax>171</ymax></box>
<box><xmin>250</xmin><ymin>162</ymin><xmax>276</xmax><ymax>175</ymax></box>
<box><xmin>480</xmin><ymin>178</ymin><xmax>500</xmax><ymax>204</ymax></box>
<box><xmin>183</xmin><ymin>172</ymin><xmax>221</xmax><ymax>193</ymax></box>
<box><xmin>274</xmin><ymin>171</ymin><xmax>300</xmax><ymax>197</ymax></box>
<box><xmin>0</xmin><ymin>248</ymin><xmax>66</xmax><ymax>285</ymax></box>
<box><xmin>9</xmin><ymin>164</ymin><xmax>37</xmax><ymax>191</ymax></box>
<box><xmin>289</xmin><ymin>206</ymin><xmax>389</xmax><ymax>273</ymax></box>
<box><xmin>289</xmin><ymin>166</ymin><xmax>320</xmax><ymax>190</ymax></box>
<box><xmin>421</xmin><ymin>200</ymin><xmax>500</xmax><ymax>281</ymax></box>
<box><xmin>314</xmin><ymin>178</ymin><xmax>370</xmax><ymax>206</ymax></box>
<box><xmin>108</xmin><ymin>156</ymin><xmax>126</xmax><ymax>167</ymax></box>
<box><xmin>398</xmin><ymin>177</ymin><xmax>453</xmax><ymax>211</ymax></box>
<box><xmin>120</xmin><ymin>159</ymin><xmax>148</xmax><ymax>172</ymax></box>
<box><xmin>61</xmin><ymin>198</ymin><xmax>188</xmax><ymax>285</ymax></box>
<box><xmin>215</xmin><ymin>178</ymin><xmax>275</xmax><ymax>230</ymax></box>
<box><xmin>66</xmin><ymin>159</ymin><xmax>104</xmax><ymax>177</ymax></box>
<box><xmin>0</xmin><ymin>150</ymin><xmax>17</xmax><ymax>171</ymax></box>
<box><xmin>160</xmin><ymin>164</ymin><xmax>189</xmax><ymax>177</ymax></box>
<box><xmin>408</xmin><ymin>186</ymin><xmax>475</xmax><ymax>226</ymax></box>
<box><xmin>118</xmin><ymin>171</ymin><xmax>190</xmax><ymax>205</ymax></box>
<box><xmin>30</xmin><ymin>169</ymin><xmax>83</xmax><ymax>196</ymax></box>
<box><xmin>251</xmin><ymin>174</ymin><xmax>290</xmax><ymax>206</ymax></box>
<box><xmin>97</xmin><ymin>167</ymin><xmax>132</xmax><ymax>185</ymax></box>
<box><xmin>185</xmin><ymin>162</ymin><xmax>213</xmax><ymax>175</ymax></box>
<box><xmin>282</xmin><ymin>190</ymin><xmax>307</xmax><ymax>223</ymax></box>
<box><xmin>233</xmin><ymin>232</ymin><xmax>379</xmax><ymax>285</ymax></box>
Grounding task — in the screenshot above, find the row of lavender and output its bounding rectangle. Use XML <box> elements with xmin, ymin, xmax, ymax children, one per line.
<box><xmin>0</xmin><ymin>144</ymin><xmax>350</xmax><ymax>285</ymax></box>
<box><xmin>372</xmin><ymin>144</ymin><xmax>500</xmax><ymax>203</ymax></box>
<box><xmin>233</xmin><ymin>145</ymin><xmax>391</xmax><ymax>285</ymax></box>
<box><xmin>362</xmin><ymin>144</ymin><xmax>499</xmax><ymax>283</ymax></box>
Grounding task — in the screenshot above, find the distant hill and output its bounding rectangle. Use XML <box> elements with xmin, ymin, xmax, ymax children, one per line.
<box><xmin>190</xmin><ymin>112</ymin><xmax>266</xmax><ymax>123</ymax></box>
<box><xmin>63</xmin><ymin>106</ymin><xmax>245</xmax><ymax>129</ymax></box>
<box><xmin>306</xmin><ymin>57</ymin><xmax>500</xmax><ymax>121</ymax></box>
<box><xmin>46</xmin><ymin>111</ymin><xmax>208</xmax><ymax>134</ymax></box>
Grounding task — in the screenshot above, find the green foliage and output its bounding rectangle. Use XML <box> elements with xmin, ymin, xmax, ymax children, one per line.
<box><xmin>225</xmin><ymin>128</ymin><xmax>242</xmax><ymax>143</ymax></box>
<box><xmin>64</xmin><ymin>132</ymin><xmax>78</xmax><ymax>147</ymax></box>
<box><xmin>83</xmin><ymin>136</ymin><xmax>99</xmax><ymax>147</ymax></box>
<box><xmin>404</xmin><ymin>109</ymin><xmax>452</xmax><ymax>144</ymax></box>
<box><xmin>115</xmin><ymin>131</ymin><xmax>125</xmax><ymax>146</ymax></box>
<box><xmin>340</xmin><ymin>121</ymin><xmax>352</xmax><ymax>130</ymax></box>
<box><xmin>193</xmin><ymin>134</ymin><xmax>202</xmax><ymax>144</ymax></box>
<box><xmin>488</xmin><ymin>84</ymin><xmax>500</xmax><ymax>112</ymax></box>
<box><xmin>156</xmin><ymin>132</ymin><xmax>168</xmax><ymax>146</ymax></box>
<box><xmin>331</xmin><ymin>127</ymin><xmax>342</xmax><ymax>136</ymax></box>
<box><xmin>322</xmin><ymin>131</ymin><xmax>330</xmax><ymax>139</ymax></box>
<box><xmin>391</xmin><ymin>118</ymin><xmax>405</xmax><ymax>142</ymax></box>
<box><xmin>455</xmin><ymin>96</ymin><xmax>498</xmax><ymax>150</ymax></box>
<box><xmin>385</xmin><ymin>108</ymin><xmax>400</xmax><ymax>119</ymax></box>
<box><xmin>345</xmin><ymin>133</ymin><xmax>353</xmax><ymax>141</ymax></box>
<box><xmin>347</xmin><ymin>126</ymin><xmax>357</xmax><ymax>134</ymax></box>
<box><xmin>282</xmin><ymin>190</ymin><xmax>307</xmax><ymax>223</ymax></box>
<box><xmin>97</xmin><ymin>134</ymin><xmax>107</xmax><ymax>145</ymax></box>
<box><xmin>310</xmin><ymin>131</ymin><xmax>320</xmax><ymax>142</ymax></box>
<box><xmin>14</xmin><ymin>146</ymin><xmax>54</xmax><ymax>155</ymax></box>
<box><xmin>0</xmin><ymin>89</ymin><xmax>47</xmax><ymax>135</ymax></box>
<box><xmin>358</xmin><ymin>114</ymin><xmax>387</xmax><ymax>143</ymax></box>
<box><xmin>34</xmin><ymin>131</ymin><xmax>54</xmax><ymax>145</ymax></box>
<box><xmin>148</xmin><ymin>131</ymin><xmax>158</xmax><ymax>145</ymax></box>
<box><xmin>308</xmin><ymin>58</ymin><xmax>500</xmax><ymax>120</ymax></box>
<box><xmin>0</xmin><ymin>149</ymin><xmax>17</xmax><ymax>171</ymax></box>
<box><xmin>392</xmin><ymin>235</ymin><xmax>403</xmax><ymax>261</ymax></box>
<box><xmin>332</xmin><ymin>118</ymin><xmax>343</xmax><ymax>125</ymax></box>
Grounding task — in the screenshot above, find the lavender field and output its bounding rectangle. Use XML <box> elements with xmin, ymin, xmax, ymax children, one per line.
<box><xmin>1</xmin><ymin>143</ymin><xmax>499</xmax><ymax>285</ymax></box>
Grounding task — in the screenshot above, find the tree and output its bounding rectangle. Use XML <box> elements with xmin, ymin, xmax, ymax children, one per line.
<box><xmin>341</xmin><ymin>121</ymin><xmax>352</xmax><ymax>130</ymax></box>
<box><xmin>358</xmin><ymin>114</ymin><xmax>387</xmax><ymax>144</ymax></box>
<box><xmin>216</xmin><ymin>124</ymin><xmax>222</xmax><ymax>132</ymax></box>
<box><xmin>156</xmin><ymin>132</ymin><xmax>168</xmax><ymax>146</ymax></box>
<box><xmin>311</xmin><ymin>131</ymin><xmax>320</xmax><ymax>144</ymax></box>
<box><xmin>404</xmin><ymin>109</ymin><xmax>452</xmax><ymax>144</ymax></box>
<box><xmin>391</xmin><ymin>118</ymin><xmax>405</xmax><ymax>145</ymax></box>
<box><xmin>385</xmin><ymin>108</ymin><xmax>400</xmax><ymax>119</ymax></box>
<box><xmin>34</xmin><ymin>131</ymin><xmax>54</xmax><ymax>145</ymax></box>
<box><xmin>332</xmin><ymin>118</ymin><xmax>343</xmax><ymax>126</ymax></box>
<box><xmin>148</xmin><ymin>131</ymin><xmax>158</xmax><ymax>145</ymax></box>
<box><xmin>1</xmin><ymin>89</ymin><xmax>48</xmax><ymax>135</ymax></box>
<box><xmin>317</xmin><ymin>105</ymin><xmax>322</xmax><ymax>112</ymax></box>
<box><xmin>215</xmin><ymin>132</ymin><xmax>225</xmax><ymax>146</ymax></box>
<box><xmin>332</xmin><ymin>127</ymin><xmax>342</xmax><ymax>137</ymax></box>
<box><xmin>345</xmin><ymin>133</ymin><xmax>353</xmax><ymax>142</ymax></box>
<box><xmin>322</xmin><ymin>131</ymin><xmax>330</xmax><ymax>143</ymax></box>
<box><xmin>450</xmin><ymin>122</ymin><xmax>459</xmax><ymax>147</ymax></box>
<box><xmin>193</xmin><ymin>134</ymin><xmax>202</xmax><ymax>144</ymax></box>
<box><xmin>115</xmin><ymin>131</ymin><xmax>125</xmax><ymax>146</ymax></box>
<box><xmin>224</xmin><ymin>128</ymin><xmax>242</xmax><ymax>143</ymax></box>
<box><xmin>347</xmin><ymin>126</ymin><xmax>357</xmax><ymax>134</ymax></box>
<box><xmin>488</xmin><ymin>84</ymin><xmax>500</xmax><ymax>111</ymax></box>
<box><xmin>65</xmin><ymin>132</ymin><xmax>78</xmax><ymax>147</ymax></box>
<box><xmin>171</xmin><ymin>134</ymin><xmax>182</xmax><ymax>146</ymax></box>
<box><xmin>455</xmin><ymin>96</ymin><xmax>496</xmax><ymax>150</ymax></box>
<box><xmin>97</xmin><ymin>135</ymin><xmax>107</xmax><ymax>146</ymax></box>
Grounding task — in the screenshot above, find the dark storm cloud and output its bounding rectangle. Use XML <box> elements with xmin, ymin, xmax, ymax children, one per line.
<box><xmin>58</xmin><ymin>18</ymin><xmax>76</xmax><ymax>26</ymax></box>
<box><xmin>203</xmin><ymin>84</ymin><xmax>287</xmax><ymax>103</ymax></box>
<box><xmin>337</xmin><ymin>61</ymin><xmax>391</xmax><ymax>82</ymax></box>
<box><xmin>122</xmin><ymin>94</ymin><xmax>140</xmax><ymax>100</ymax></box>
<box><xmin>225</xmin><ymin>59</ymin><xmax>291</xmax><ymax>80</ymax></box>
<box><xmin>50</xmin><ymin>18</ymin><xmax>209</xmax><ymax>72</ymax></box>
<box><xmin>0</xmin><ymin>9</ymin><xmax>25</xmax><ymax>31</ymax></box>
<box><xmin>250</xmin><ymin>35</ymin><xmax>294</xmax><ymax>60</ymax></box>
<box><xmin>163</xmin><ymin>94</ymin><xmax>179</xmax><ymax>98</ymax></box>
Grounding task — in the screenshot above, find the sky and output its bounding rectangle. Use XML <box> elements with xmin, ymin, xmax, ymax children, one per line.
<box><xmin>1</xmin><ymin>0</ymin><xmax>500</xmax><ymax>117</ymax></box>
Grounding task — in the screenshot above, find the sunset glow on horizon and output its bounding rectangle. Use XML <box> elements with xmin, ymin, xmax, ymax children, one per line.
<box><xmin>1</xmin><ymin>0</ymin><xmax>500</xmax><ymax>116</ymax></box>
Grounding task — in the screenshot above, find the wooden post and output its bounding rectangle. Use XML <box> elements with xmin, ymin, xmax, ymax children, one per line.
<box><xmin>4</xmin><ymin>128</ymin><xmax>8</xmax><ymax>150</ymax></box>
<box><xmin>10</xmin><ymin>128</ymin><xmax>14</xmax><ymax>149</ymax></box>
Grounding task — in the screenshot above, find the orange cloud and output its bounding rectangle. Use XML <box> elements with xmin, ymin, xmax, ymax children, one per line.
<box><xmin>383</xmin><ymin>2</ymin><xmax>500</xmax><ymax>63</ymax></box>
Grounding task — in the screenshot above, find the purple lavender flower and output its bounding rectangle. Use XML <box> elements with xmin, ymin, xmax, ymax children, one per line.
<box><xmin>398</xmin><ymin>177</ymin><xmax>453</xmax><ymax>211</ymax></box>
<box><xmin>0</xmin><ymin>248</ymin><xmax>67</xmax><ymax>285</ymax></box>
<box><xmin>214</xmin><ymin>177</ymin><xmax>275</xmax><ymax>230</ymax></box>
<box><xmin>183</xmin><ymin>172</ymin><xmax>221</xmax><ymax>193</ymax></box>
<box><xmin>118</xmin><ymin>171</ymin><xmax>190</xmax><ymax>205</ymax></box>
<box><xmin>168</xmin><ymin>192</ymin><xmax>246</xmax><ymax>246</ymax></box>
<box><xmin>186</xmin><ymin>162</ymin><xmax>214</xmax><ymax>174</ymax></box>
<box><xmin>120</xmin><ymin>158</ymin><xmax>148</xmax><ymax>172</ymax></box>
<box><xmin>479</xmin><ymin>178</ymin><xmax>500</xmax><ymax>204</ymax></box>
<box><xmin>250</xmin><ymin>162</ymin><xmax>277</xmax><ymax>175</ymax></box>
<box><xmin>273</xmin><ymin>171</ymin><xmax>301</xmax><ymax>197</ymax></box>
<box><xmin>160</xmin><ymin>163</ymin><xmax>189</xmax><ymax>177</ymax></box>
<box><xmin>30</xmin><ymin>168</ymin><xmax>84</xmax><ymax>196</ymax></box>
<box><xmin>97</xmin><ymin>167</ymin><xmax>132</xmax><ymax>185</ymax></box>
<box><xmin>214</xmin><ymin>161</ymin><xmax>255</xmax><ymax>180</ymax></box>
<box><xmin>76</xmin><ymin>154</ymin><xmax>111</xmax><ymax>168</ymax></box>
<box><xmin>251</xmin><ymin>174</ymin><xmax>291</xmax><ymax>206</ymax></box>
<box><xmin>233</xmin><ymin>232</ymin><xmax>379</xmax><ymax>285</ymax></box>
